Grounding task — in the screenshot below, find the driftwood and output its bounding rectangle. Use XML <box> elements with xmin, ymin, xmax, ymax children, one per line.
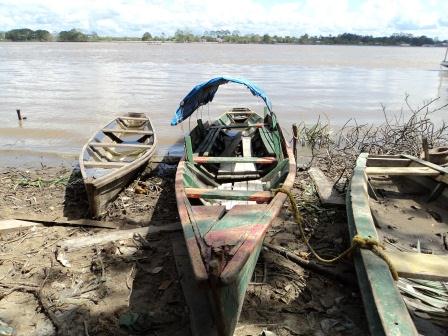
<box><xmin>263</xmin><ymin>242</ymin><xmax>356</xmax><ymax>286</ymax></box>
<box><xmin>13</xmin><ymin>216</ymin><xmax>124</xmax><ymax>229</ymax></box>
<box><xmin>59</xmin><ymin>223</ymin><xmax>181</xmax><ymax>252</ymax></box>
<box><xmin>0</xmin><ymin>219</ymin><xmax>41</xmax><ymax>232</ymax></box>
<box><xmin>308</xmin><ymin>168</ymin><xmax>345</xmax><ymax>205</ymax></box>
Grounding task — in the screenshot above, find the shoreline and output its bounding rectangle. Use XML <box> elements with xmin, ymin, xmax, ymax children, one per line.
<box><xmin>1</xmin><ymin>40</ymin><xmax>446</xmax><ymax>47</ymax></box>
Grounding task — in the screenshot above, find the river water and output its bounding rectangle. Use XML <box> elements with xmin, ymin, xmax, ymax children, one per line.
<box><xmin>0</xmin><ymin>42</ymin><xmax>447</xmax><ymax>167</ymax></box>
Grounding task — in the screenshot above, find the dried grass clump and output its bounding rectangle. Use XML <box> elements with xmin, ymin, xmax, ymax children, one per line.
<box><xmin>297</xmin><ymin>96</ymin><xmax>448</xmax><ymax>188</ymax></box>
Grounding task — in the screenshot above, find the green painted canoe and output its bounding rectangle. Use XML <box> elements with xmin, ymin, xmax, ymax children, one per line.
<box><xmin>175</xmin><ymin>108</ymin><xmax>296</xmax><ymax>336</ymax></box>
<box><xmin>347</xmin><ymin>153</ymin><xmax>448</xmax><ymax>335</ymax></box>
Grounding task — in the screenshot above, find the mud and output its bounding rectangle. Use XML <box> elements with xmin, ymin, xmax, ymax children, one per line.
<box><xmin>0</xmin><ymin>163</ymin><xmax>368</xmax><ymax>336</ymax></box>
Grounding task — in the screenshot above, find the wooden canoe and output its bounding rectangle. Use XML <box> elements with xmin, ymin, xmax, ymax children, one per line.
<box><xmin>175</xmin><ymin>108</ymin><xmax>296</xmax><ymax>336</ymax></box>
<box><xmin>80</xmin><ymin>112</ymin><xmax>157</xmax><ymax>217</ymax></box>
<box><xmin>347</xmin><ymin>153</ymin><xmax>448</xmax><ymax>336</ymax></box>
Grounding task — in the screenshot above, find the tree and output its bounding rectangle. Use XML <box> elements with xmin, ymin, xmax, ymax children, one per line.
<box><xmin>142</xmin><ymin>32</ymin><xmax>152</xmax><ymax>41</ymax></box>
<box><xmin>262</xmin><ymin>34</ymin><xmax>272</xmax><ymax>44</ymax></box>
<box><xmin>34</xmin><ymin>30</ymin><xmax>52</xmax><ymax>41</ymax></box>
<box><xmin>58</xmin><ymin>29</ymin><xmax>88</xmax><ymax>42</ymax></box>
<box><xmin>5</xmin><ymin>28</ymin><xmax>33</xmax><ymax>41</ymax></box>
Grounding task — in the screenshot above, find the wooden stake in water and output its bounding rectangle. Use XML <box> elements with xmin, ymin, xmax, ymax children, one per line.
<box><xmin>422</xmin><ymin>137</ymin><xmax>429</xmax><ymax>161</ymax></box>
<box><xmin>292</xmin><ymin>123</ymin><xmax>299</xmax><ymax>164</ymax></box>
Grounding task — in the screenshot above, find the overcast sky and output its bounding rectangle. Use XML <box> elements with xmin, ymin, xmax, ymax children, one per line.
<box><xmin>1</xmin><ymin>0</ymin><xmax>448</xmax><ymax>39</ymax></box>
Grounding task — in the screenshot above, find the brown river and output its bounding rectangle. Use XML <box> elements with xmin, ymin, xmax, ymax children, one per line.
<box><xmin>0</xmin><ymin>42</ymin><xmax>447</xmax><ymax>167</ymax></box>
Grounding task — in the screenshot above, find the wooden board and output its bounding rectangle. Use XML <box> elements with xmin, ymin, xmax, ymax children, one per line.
<box><xmin>83</xmin><ymin>161</ymin><xmax>129</xmax><ymax>168</ymax></box>
<box><xmin>401</xmin><ymin>154</ymin><xmax>448</xmax><ymax>174</ymax></box>
<box><xmin>194</xmin><ymin>156</ymin><xmax>276</xmax><ymax>164</ymax></box>
<box><xmin>59</xmin><ymin>223</ymin><xmax>180</xmax><ymax>251</ymax></box>
<box><xmin>13</xmin><ymin>216</ymin><xmax>123</xmax><ymax>229</ymax></box>
<box><xmin>185</xmin><ymin>188</ymin><xmax>272</xmax><ymax>202</ymax></box>
<box><xmin>0</xmin><ymin>219</ymin><xmax>41</xmax><ymax>232</ymax></box>
<box><xmin>385</xmin><ymin>251</ymin><xmax>448</xmax><ymax>281</ymax></box>
<box><xmin>308</xmin><ymin>167</ymin><xmax>345</xmax><ymax>205</ymax></box>
<box><xmin>89</xmin><ymin>143</ymin><xmax>152</xmax><ymax>149</ymax></box>
<box><xmin>366</xmin><ymin>157</ymin><xmax>411</xmax><ymax>167</ymax></box>
<box><xmin>118</xmin><ymin>116</ymin><xmax>148</xmax><ymax>121</ymax></box>
<box><xmin>365</xmin><ymin>166</ymin><xmax>440</xmax><ymax>176</ymax></box>
<box><xmin>102</xmin><ymin>129</ymin><xmax>154</xmax><ymax>135</ymax></box>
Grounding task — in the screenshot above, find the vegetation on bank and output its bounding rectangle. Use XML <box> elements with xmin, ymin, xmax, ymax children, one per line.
<box><xmin>0</xmin><ymin>27</ymin><xmax>446</xmax><ymax>46</ymax></box>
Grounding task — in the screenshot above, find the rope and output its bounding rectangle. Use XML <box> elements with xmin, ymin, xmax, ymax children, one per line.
<box><xmin>273</xmin><ymin>188</ymin><xmax>399</xmax><ymax>281</ymax></box>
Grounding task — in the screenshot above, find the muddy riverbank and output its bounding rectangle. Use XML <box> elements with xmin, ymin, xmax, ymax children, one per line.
<box><xmin>0</xmin><ymin>162</ymin><xmax>367</xmax><ymax>336</ymax></box>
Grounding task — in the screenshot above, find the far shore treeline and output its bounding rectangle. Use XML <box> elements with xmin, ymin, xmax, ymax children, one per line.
<box><xmin>1</xmin><ymin>28</ymin><xmax>447</xmax><ymax>46</ymax></box>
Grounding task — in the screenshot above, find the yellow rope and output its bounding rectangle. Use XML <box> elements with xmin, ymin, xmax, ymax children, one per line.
<box><xmin>274</xmin><ymin>187</ymin><xmax>399</xmax><ymax>281</ymax></box>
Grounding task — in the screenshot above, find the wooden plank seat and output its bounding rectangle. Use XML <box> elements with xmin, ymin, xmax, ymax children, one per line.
<box><xmin>384</xmin><ymin>251</ymin><xmax>448</xmax><ymax>281</ymax></box>
<box><xmin>118</xmin><ymin>116</ymin><xmax>148</xmax><ymax>121</ymax></box>
<box><xmin>185</xmin><ymin>187</ymin><xmax>272</xmax><ymax>202</ymax></box>
<box><xmin>365</xmin><ymin>167</ymin><xmax>440</xmax><ymax>176</ymax></box>
<box><xmin>83</xmin><ymin>161</ymin><xmax>129</xmax><ymax>168</ymax></box>
<box><xmin>209</xmin><ymin>123</ymin><xmax>267</xmax><ymax>129</ymax></box>
<box><xmin>102</xmin><ymin>128</ymin><xmax>154</xmax><ymax>135</ymax></box>
<box><xmin>193</xmin><ymin>156</ymin><xmax>277</xmax><ymax>164</ymax></box>
<box><xmin>89</xmin><ymin>143</ymin><xmax>152</xmax><ymax>149</ymax></box>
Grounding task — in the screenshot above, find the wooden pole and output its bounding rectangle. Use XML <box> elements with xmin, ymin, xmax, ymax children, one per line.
<box><xmin>422</xmin><ymin>137</ymin><xmax>429</xmax><ymax>161</ymax></box>
<box><xmin>185</xmin><ymin>135</ymin><xmax>193</xmax><ymax>162</ymax></box>
<box><xmin>16</xmin><ymin>109</ymin><xmax>22</xmax><ymax>120</ymax></box>
<box><xmin>292</xmin><ymin>123</ymin><xmax>298</xmax><ymax>164</ymax></box>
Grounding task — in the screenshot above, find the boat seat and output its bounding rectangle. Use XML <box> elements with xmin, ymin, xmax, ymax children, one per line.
<box><xmin>365</xmin><ymin>167</ymin><xmax>440</xmax><ymax>176</ymax></box>
<box><xmin>193</xmin><ymin>156</ymin><xmax>276</xmax><ymax>164</ymax></box>
<box><xmin>102</xmin><ymin>128</ymin><xmax>154</xmax><ymax>144</ymax></box>
<box><xmin>384</xmin><ymin>251</ymin><xmax>448</xmax><ymax>281</ymax></box>
<box><xmin>83</xmin><ymin>161</ymin><xmax>129</xmax><ymax>168</ymax></box>
<box><xmin>89</xmin><ymin>143</ymin><xmax>152</xmax><ymax>149</ymax></box>
<box><xmin>102</xmin><ymin>128</ymin><xmax>153</xmax><ymax>135</ymax></box>
<box><xmin>185</xmin><ymin>187</ymin><xmax>272</xmax><ymax>202</ymax></box>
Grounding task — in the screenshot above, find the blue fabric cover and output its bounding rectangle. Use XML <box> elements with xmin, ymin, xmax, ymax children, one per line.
<box><xmin>171</xmin><ymin>76</ymin><xmax>272</xmax><ymax>126</ymax></box>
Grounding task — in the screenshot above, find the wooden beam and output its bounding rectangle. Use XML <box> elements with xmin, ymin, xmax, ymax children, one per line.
<box><xmin>185</xmin><ymin>187</ymin><xmax>272</xmax><ymax>201</ymax></box>
<box><xmin>185</xmin><ymin>135</ymin><xmax>193</xmax><ymax>162</ymax></box>
<box><xmin>365</xmin><ymin>166</ymin><xmax>440</xmax><ymax>176</ymax></box>
<box><xmin>14</xmin><ymin>216</ymin><xmax>123</xmax><ymax>229</ymax></box>
<box><xmin>366</xmin><ymin>157</ymin><xmax>411</xmax><ymax>167</ymax></box>
<box><xmin>89</xmin><ymin>143</ymin><xmax>152</xmax><ymax>149</ymax></box>
<box><xmin>118</xmin><ymin>116</ymin><xmax>148</xmax><ymax>121</ymax></box>
<box><xmin>102</xmin><ymin>128</ymin><xmax>153</xmax><ymax>135</ymax></box>
<box><xmin>385</xmin><ymin>251</ymin><xmax>448</xmax><ymax>281</ymax></box>
<box><xmin>0</xmin><ymin>219</ymin><xmax>41</xmax><ymax>232</ymax></box>
<box><xmin>209</xmin><ymin>123</ymin><xmax>266</xmax><ymax>129</ymax></box>
<box><xmin>401</xmin><ymin>154</ymin><xmax>448</xmax><ymax>174</ymax></box>
<box><xmin>59</xmin><ymin>223</ymin><xmax>180</xmax><ymax>252</ymax></box>
<box><xmin>308</xmin><ymin>167</ymin><xmax>345</xmax><ymax>205</ymax></box>
<box><xmin>401</xmin><ymin>154</ymin><xmax>448</xmax><ymax>184</ymax></box>
<box><xmin>193</xmin><ymin>156</ymin><xmax>276</xmax><ymax>165</ymax></box>
<box><xmin>83</xmin><ymin>161</ymin><xmax>128</xmax><ymax>168</ymax></box>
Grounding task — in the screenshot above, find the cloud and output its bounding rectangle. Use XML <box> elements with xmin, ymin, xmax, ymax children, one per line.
<box><xmin>0</xmin><ymin>0</ymin><xmax>447</xmax><ymax>38</ymax></box>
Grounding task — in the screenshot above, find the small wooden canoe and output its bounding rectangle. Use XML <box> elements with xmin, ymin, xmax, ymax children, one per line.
<box><xmin>175</xmin><ymin>108</ymin><xmax>296</xmax><ymax>335</ymax></box>
<box><xmin>80</xmin><ymin>113</ymin><xmax>157</xmax><ymax>217</ymax></box>
<box><xmin>347</xmin><ymin>153</ymin><xmax>448</xmax><ymax>336</ymax></box>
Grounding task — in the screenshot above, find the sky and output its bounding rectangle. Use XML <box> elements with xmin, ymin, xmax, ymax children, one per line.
<box><xmin>1</xmin><ymin>0</ymin><xmax>448</xmax><ymax>39</ymax></box>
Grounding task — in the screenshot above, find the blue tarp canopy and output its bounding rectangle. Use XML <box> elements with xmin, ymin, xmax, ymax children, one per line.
<box><xmin>170</xmin><ymin>76</ymin><xmax>272</xmax><ymax>126</ymax></box>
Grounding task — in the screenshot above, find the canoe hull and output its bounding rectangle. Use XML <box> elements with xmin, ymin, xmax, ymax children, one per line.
<box><xmin>80</xmin><ymin>113</ymin><xmax>157</xmax><ymax>217</ymax></box>
<box><xmin>175</xmin><ymin>108</ymin><xmax>296</xmax><ymax>335</ymax></box>
<box><xmin>84</xmin><ymin>160</ymin><xmax>148</xmax><ymax>217</ymax></box>
<box><xmin>347</xmin><ymin>153</ymin><xmax>448</xmax><ymax>335</ymax></box>
<box><xmin>208</xmin><ymin>241</ymin><xmax>263</xmax><ymax>336</ymax></box>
